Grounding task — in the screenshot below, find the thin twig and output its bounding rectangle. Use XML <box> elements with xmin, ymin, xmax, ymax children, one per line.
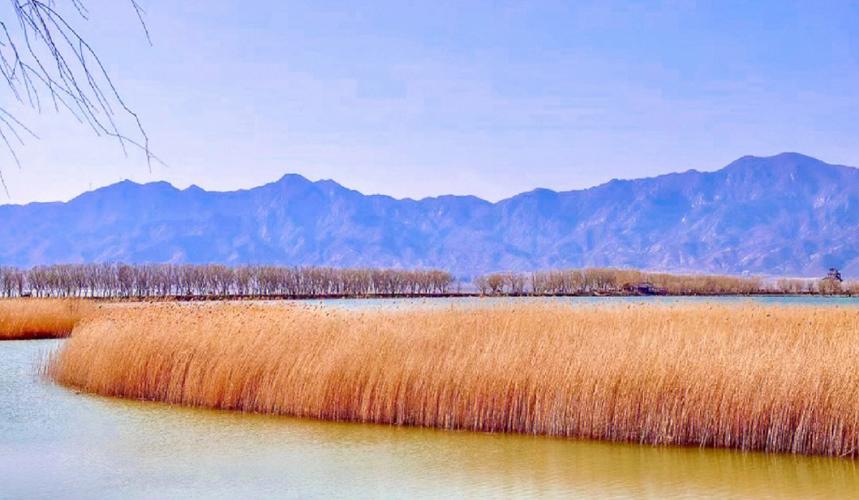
<box><xmin>0</xmin><ymin>0</ymin><xmax>156</xmax><ymax>181</ymax></box>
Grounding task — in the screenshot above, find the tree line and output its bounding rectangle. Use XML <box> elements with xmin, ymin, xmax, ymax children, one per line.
<box><xmin>0</xmin><ymin>264</ymin><xmax>455</xmax><ymax>299</ymax></box>
<box><xmin>2</xmin><ymin>264</ymin><xmax>856</xmax><ymax>299</ymax></box>
<box><xmin>474</xmin><ymin>269</ymin><xmax>859</xmax><ymax>296</ymax></box>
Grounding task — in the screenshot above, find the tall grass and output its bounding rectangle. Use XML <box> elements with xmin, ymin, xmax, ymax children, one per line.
<box><xmin>47</xmin><ymin>303</ymin><xmax>859</xmax><ymax>456</ymax></box>
<box><xmin>0</xmin><ymin>299</ymin><xmax>95</xmax><ymax>340</ymax></box>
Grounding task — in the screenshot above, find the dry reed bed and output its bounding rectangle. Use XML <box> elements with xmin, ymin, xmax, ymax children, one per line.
<box><xmin>0</xmin><ymin>299</ymin><xmax>95</xmax><ymax>340</ymax></box>
<box><xmin>47</xmin><ymin>302</ymin><xmax>859</xmax><ymax>456</ymax></box>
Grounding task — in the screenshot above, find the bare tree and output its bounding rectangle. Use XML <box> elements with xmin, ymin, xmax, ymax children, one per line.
<box><xmin>480</xmin><ymin>268</ymin><xmax>777</xmax><ymax>297</ymax></box>
<box><xmin>0</xmin><ymin>263</ymin><xmax>456</xmax><ymax>299</ymax></box>
<box><xmin>0</xmin><ymin>1</ymin><xmax>154</xmax><ymax>190</ymax></box>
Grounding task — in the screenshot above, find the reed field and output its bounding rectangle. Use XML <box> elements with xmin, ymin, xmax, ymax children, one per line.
<box><xmin>46</xmin><ymin>302</ymin><xmax>859</xmax><ymax>457</ymax></box>
<box><xmin>0</xmin><ymin>299</ymin><xmax>95</xmax><ymax>340</ymax></box>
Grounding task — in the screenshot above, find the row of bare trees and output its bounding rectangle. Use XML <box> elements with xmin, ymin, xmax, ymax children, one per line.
<box><xmin>475</xmin><ymin>269</ymin><xmax>859</xmax><ymax>296</ymax></box>
<box><xmin>0</xmin><ymin>264</ymin><xmax>455</xmax><ymax>298</ymax></box>
<box><xmin>2</xmin><ymin>264</ymin><xmax>856</xmax><ymax>298</ymax></box>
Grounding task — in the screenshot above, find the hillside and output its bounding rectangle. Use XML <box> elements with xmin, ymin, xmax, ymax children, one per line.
<box><xmin>1</xmin><ymin>153</ymin><xmax>857</xmax><ymax>277</ymax></box>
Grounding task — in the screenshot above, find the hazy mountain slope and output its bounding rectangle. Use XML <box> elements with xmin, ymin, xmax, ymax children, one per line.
<box><xmin>1</xmin><ymin>153</ymin><xmax>857</xmax><ymax>277</ymax></box>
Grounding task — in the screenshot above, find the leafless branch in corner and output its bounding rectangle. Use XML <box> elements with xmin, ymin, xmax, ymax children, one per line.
<box><xmin>0</xmin><ymin>0</ymin><xmax>160</xmax><ymax>194</ymax></box>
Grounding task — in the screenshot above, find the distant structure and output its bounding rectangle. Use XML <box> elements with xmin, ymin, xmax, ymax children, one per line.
<box><xmin>621</xmin><ymin>282</ymin><xmax>667</xmax><ymax>296</ymax></box>
<box><xmin>825</xmin><ymin>268</ymin><xmax>843</xmax><ymax>283</ymax></box>
<box><xmin>819</xmin><ymin>267</ymin><xmax>844</xmax><ymax>295</ymax></box>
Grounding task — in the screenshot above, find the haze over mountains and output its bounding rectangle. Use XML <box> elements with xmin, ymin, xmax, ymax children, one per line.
<box><xmin>1</xmin><ymin>153</ymin><xmax>857</xmax><ymax>277</ymax></box>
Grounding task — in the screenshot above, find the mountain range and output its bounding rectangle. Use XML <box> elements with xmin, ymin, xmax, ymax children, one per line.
<box><xmin>1</xmin><ymin>152</ymin><xmax>857</xmax><ymax>277</ymax></box>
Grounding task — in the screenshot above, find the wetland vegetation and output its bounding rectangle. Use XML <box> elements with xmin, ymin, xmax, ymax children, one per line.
<box><xmin>45</xmin><ymin>301</ymin><xmax>859</xmax><ymax>457</ymax></box>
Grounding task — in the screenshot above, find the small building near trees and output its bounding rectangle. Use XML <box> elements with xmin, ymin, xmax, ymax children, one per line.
<box><xmin>825</xmin><ymin>268</ymin><xmax>843</xmax><ymax>282</ymax></box>
<box><xmin>819</xmin><ymin>268</ymin><xmax>844</xmax><ymax>295</ymax></box>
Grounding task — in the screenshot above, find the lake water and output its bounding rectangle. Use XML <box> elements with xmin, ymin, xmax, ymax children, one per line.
<box><xmin>301</xmin><ymin>294</ymin><xmax>859</xmax><ymax>309</ymax></box>
<box><xmin>3</xmin><ymin>297</ymin><xmax>859</xmax><ymax>499</ymax></box>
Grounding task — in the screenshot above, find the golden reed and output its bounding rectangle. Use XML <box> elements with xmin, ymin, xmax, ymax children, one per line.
<box><xmin>47</xmin><ymin>302</ymin><xmax>859</xmax><ymax>456</ymax></box>
<box><xmin>0</xmin><ymin>299</ymin><xmax>94</xmax><ymax>340</ymax></box>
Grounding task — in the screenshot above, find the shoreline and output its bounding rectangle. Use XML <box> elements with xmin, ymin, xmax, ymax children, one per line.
<box><xmin>4</xmin><ymin>291</ymin><xmax>858</xmax><ymax>302</ymax></box>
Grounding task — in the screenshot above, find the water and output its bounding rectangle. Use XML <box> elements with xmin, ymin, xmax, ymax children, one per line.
<box><xmin>301</xmin><ymin>294</ymin><xmax>859</xmax><ymax>310</ymax></box>
<box><xmin>3</xmin><ymin>297</ymin><xmax>859</xmax><ymax>499</ymax></box>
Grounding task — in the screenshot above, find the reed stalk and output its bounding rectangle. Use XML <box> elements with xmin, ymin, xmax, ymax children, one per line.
<box><xmin>46</xmin><ymin>302</ymin><xmax>859</xmax><ymax>456</ymax></box>
<box><xmin>0</xmin><ymin>299</ymin><xmax>94</xmax><ymax>340</ymax></box>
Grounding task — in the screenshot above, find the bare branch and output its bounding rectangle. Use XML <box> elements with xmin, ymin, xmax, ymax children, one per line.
<box><xmin>0</xmin><ymin>0</ymin><xmax>156</xmax><ymax>181</ymax></box>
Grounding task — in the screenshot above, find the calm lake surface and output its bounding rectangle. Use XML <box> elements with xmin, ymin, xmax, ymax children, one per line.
<box><xmin>3</xmin><ymin>296</ymin><xmax>859</xmax><ymax>499</ymax></box>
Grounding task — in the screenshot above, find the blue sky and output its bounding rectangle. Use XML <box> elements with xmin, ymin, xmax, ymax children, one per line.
<box><xmin>2</xmin><ymin>0</ymin><xmax>859</xmax><ymax>203</ymax></box>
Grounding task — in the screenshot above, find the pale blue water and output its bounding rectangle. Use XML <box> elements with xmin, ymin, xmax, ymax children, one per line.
<box><xmin>304</xmin><ymin>294</ymin><xmax>859</xmax><ymax>309</ymax></box>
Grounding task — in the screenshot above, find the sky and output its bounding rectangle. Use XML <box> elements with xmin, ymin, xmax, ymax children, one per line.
<box><xmin>1</xmin><ymin>0</ymin><xmax>858</xmax><ymax>203</ymax></box>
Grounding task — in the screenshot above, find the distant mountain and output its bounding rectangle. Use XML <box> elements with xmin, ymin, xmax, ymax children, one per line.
<box><xmin>1</xmin><ymin>153</ymin><xmax>857</xmax><ymax>277</ymax></box>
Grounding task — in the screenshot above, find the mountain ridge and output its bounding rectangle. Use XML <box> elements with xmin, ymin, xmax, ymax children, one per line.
<box><xmin>8</xmin><ymin>151</ymin><xmax>845</xmax><ymax>207</ymax></box>
<box><xmin>2</xmin><ymin>152</ymin><xmax>857</xmax><ymax>277</ymax></box>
